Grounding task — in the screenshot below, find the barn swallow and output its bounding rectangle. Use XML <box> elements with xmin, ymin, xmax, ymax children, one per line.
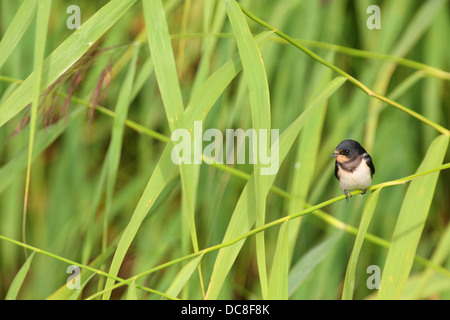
<box><xmin>331</xmin><ymin>139</ymin><xmax>375</xmax><ymax>201</ymax></box>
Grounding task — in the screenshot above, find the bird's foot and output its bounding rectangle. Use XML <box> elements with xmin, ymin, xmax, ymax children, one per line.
<box><xmin>361</xmin><ymin>189</ymin><xmax>367</xmax><ymax>195</ymax></box>
<box><xmin>344</xmin><ymin>191</ymin><xmax>352</xmax><ymax>202</ymax></box>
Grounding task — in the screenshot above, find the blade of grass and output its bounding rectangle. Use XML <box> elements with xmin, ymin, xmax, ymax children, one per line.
<box><xmin>0</xmin><ymin>0</ymin><xmax>138</xmax><ymax>128</ymax></box>
<box><xmin>267</xmin><ymin>222</ymin><xmax>289</xmax><ymax>299</ymax></box>
<box><xmin>422</xmin><ymin>7</ymin><xmax>448</xmax><ymax>145</ymax></box>
<box><xmin>98</xmin><ymin>45</ymin><xmax>139</xmax><ymax>296</ymax></box>
<box><xmin>400</xmin><ymin>274</ymin><xmax>450</xmax><ymax>300</ymax></box>
<box><xmin>23</xmin><ymin>0</ymin><xmax>52</xmax><ymax>255</ymax></box>
<box><xmin>164</xmin><ymin>254</ymin><xmax>203</xmax><ymax>299</ymax></box>
<box><xmin>142</xmin><ymin>0</ymin><xmax>203</xmax><ymax>299</ymax></box>
<box><xmin>126</xmin><ymin>280</ymin><xmax>138</xmax><ymax>300</ymax></box>
<box><xmin>143</xmin><ymin>0</ymin><xmax>184</xmax><ymax>129</ymax></box>
<box><xmin>81</xmin><ymin>157</ymin><xmax>108</xmax><ymax>266</ymax></box>
<box><xmin>342</xmin><ymin>189</ymin><xmax>381</xmax><ymax>300</ymax></box>
<box><xmin>101</xmin><ymin>144</ymin><xmax>178</xmax><ymax>300</ymax></box>
<box><xmin>191</xmin><ymin>0</ymin><xmax>227</xmax><ymax>97</ymax></box>
<box><xmin>0</xmin><ymin>0</ymin><xmax>37</xmax><ymax>70</ymax></box>
<box><xmin>5</xmin><ymin>251</ymin><xmax>35</xmax><ymax>300</ymax></box>
<box><xmin>177</xmin><ymin>0</ymin><xmax>191</xmax><ymax>82</ymax></box>
<box><xmin>288</xmin><ymin>231</ymin><xmax>343</xmax><ymax>297</ymax></box>
<box><xmin>378</xmin><ymin>134</ymin><xmax>449</xmax><ymax>299</ymax></box>
<box><xmin>226</xmin><ymin>0</ymin><xmax>272</xmax><ymax>298</ymax></box>
<box><xmin>103</xmin><ymin>44</ymin><xmax>139</xmax><ymax>252</ymax></box>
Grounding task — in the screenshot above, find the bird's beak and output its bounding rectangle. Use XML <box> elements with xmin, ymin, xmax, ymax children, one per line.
<box><xmin>330</xmin><ymin>153</ymin><xmax>338</xmax><ymax>158</ymax></box>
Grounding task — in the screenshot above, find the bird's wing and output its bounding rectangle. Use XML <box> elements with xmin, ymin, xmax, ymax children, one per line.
<box><xmin>363</xmin><ymin>154</ymin><xmax>375</xmax><ymax>176</ymax></box>
<box><xmin>334</xmin><ymin>161</ymin><xmax>340</xmax><ymax>180</ymax></box>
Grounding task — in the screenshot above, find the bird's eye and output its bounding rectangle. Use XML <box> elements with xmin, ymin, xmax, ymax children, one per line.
<box><xmin>340</xmin><ymin>150</ymin><xmax>349</xmax><ymax>155</ymax></box>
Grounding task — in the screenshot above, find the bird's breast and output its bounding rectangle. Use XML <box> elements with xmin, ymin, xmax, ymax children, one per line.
<box><xmin>338</xmin><ymin>160</ymin><xmax>372</xmax><ymax>191</ymax></box>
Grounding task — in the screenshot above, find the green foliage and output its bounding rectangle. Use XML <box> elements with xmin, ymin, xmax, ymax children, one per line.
<box><xmin>0</xmin><ymin>0</ymin><xmax>449</xmax><ymax>300</ymax></box>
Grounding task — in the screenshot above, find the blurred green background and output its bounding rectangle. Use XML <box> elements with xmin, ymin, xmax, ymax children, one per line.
<box><xmin>0</xmin><ymin>0</ymin><xmax>449</xmax><ymax>300</ymax></box>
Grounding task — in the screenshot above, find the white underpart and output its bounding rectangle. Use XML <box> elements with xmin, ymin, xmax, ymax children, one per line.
<box><xmin>339</xmin><ymin>160</ymin><xmax>372</xmax><ymax>192</ymax></box>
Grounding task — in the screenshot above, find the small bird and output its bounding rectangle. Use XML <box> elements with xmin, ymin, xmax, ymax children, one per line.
<box><xmin>331</xmin><ymin>139</ymin><xmax>375</xmax><ymax>201</ymax></box>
